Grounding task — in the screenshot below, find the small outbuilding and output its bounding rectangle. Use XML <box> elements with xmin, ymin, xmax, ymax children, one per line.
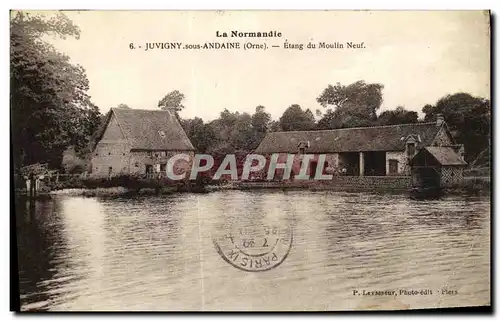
<box><xmin>409</xmin><ymin>146</ymin><xmax>467</xmax><ymax>188</ymax></box>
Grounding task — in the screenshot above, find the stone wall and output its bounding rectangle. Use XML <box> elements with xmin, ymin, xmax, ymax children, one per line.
<box><xmin>129</xmin><ymin>150</ymin><xmax>195</xmax><ymax>177</ymax></box>
<box><xmin>327</xmin><ymin>176</ymin><xmax>411</xmax><ymax>190</ymax></box>
<box><xmin>385</xmin><ymin>151</ymin><xmax>408</xmax><ymax>175</ymax></box>
<box><xmin>239</xmin><ymin>176</ymin><xmax>411</xmax><ymax>191</ymax></box>
<box><xmin>91</xmin><ymin>114</ymin><xmax>130</xmax><ymax>176</ymax></box>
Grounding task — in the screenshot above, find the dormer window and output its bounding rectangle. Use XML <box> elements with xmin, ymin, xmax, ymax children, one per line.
<box><xmin>158</xmin><ymin>130</ymin><xmax>166</xmax><ymax>138</ymax></box>
<box><xmin>407</xmin><ymin>142</ymin><xmax>416</xmax><ymax>158</ymax></box>
<box><xmin>298</xmin><ymin>141</ymin><xmax>310</xmax><ymax>154</ymax></box>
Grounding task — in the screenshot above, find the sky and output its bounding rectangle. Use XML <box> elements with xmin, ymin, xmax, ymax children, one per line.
<box><xmin>41</xmin><ymin>10</ymin><xmax>490</xmax><ymax>121</ymax></box>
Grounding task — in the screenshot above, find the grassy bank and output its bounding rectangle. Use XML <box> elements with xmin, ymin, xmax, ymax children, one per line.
<box><xmin>43</xmin><ymin>175</ymin><xmax>219</xmax><ymax>196</ymax></box>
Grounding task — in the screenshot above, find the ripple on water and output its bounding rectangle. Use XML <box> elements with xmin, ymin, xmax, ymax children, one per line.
<box><xmin>16</xmin><ymin>191</ymin><xmax>490</xmax><ymax>311</ymax></box>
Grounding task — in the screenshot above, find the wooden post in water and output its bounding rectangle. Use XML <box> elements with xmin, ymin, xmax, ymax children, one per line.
<box><xmin>29</xmin><ymin>175</ymin><xmax>34</xmax><ymax>198</ymax></box>
<box><xmin>32</xmin><ymin>175</ymin><xmax>37</xmax><ymax>198</ymax></box>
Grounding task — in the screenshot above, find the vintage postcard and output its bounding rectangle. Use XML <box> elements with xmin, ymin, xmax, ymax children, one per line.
<box><xmin>11</xmin><ymin>10</ymin><xmax>491</xmax><ymax>312</ymax></box>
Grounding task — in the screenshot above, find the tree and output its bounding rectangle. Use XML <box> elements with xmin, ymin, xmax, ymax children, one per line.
<box><xmin>269</xmin><ymin>120</ymin><xmax>281</xmax><ymax>132</ymax></box>
<box><xmin>279</xmin><ymin>104</ymin><xmax>316</xmax><ymax>131</ymax></box>
<box><xmin>317</xmin><ymin>80</ymin><xmax>384</xmax><ymax>128</ymax></box>
<box><xmin>158</xmin><ymin>90</ymin><xmax>185</xmax><ymax>112</ymax></box>
<box><xmin>209</xmin><ymin>109</ymin><xmax>256</xmax><ymax>152</ymax></box>
<box><xmin>181</xmin><ymin>117</ymin><xmax>216</xmax><ymax>153</ymax></box>
<box><xmin>317</xmin><ymin>110</ymin><xmax>342</xmax><ymax>130</ymax></box>
<box><xmin>116</xmin><ymin>103</ymin><xmax>131</xmax><ymax>109</ymax></box>
<box><xmin>377</xmin><ymin>106</ymin><xmax>419</xmax><ymax>125</ymax></box>
<box><xmin>10</xmin><ymin>11</ymin><xmax>101</xmax><ymax>169</ymax></box>
<box><xmin>251</xmin><ymin>105</ymin><xmax>271</xmax><ymax>133</ymax></box>
<box><xmin>422</xmin><ymin>93</ymin><xmax>491</xmax><ymax>163</ymax></box>
<box><xmin>250</xmin><ymin>105</ymin><xmax>271</xmax><ymax>148</ymax></box>
<box><xmin>189</xmin><ymin>106</ymin><xmax>273</xmax><ymax>154</ymax></box>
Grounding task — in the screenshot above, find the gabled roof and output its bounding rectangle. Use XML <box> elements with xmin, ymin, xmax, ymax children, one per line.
<box><xmin>98</xmin><ymin>108</ymin><xmax>195</xmax><ymax>151</ymax></box>
<box><xmin>424</xmin><ymin>146</ymin><xmax>467</xmax><ymax>166</ymax></box>
<box><xmin>254</xmin><ymin>122</ymin><xmax>442</xmax><ymax>154</ymax></box>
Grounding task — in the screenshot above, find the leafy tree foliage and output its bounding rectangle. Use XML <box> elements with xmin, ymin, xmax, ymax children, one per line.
<box><xmin>316</xmin><ymin>109</ymin><xmax>341</xmax><ymax>130</ymax></box>
<box><xmin>279</xmin><ymin>104</ymin><xmax>315</xmax><ymax>131</ymax></box>
<box><xmin>317</xmin><ymin>81</ymin><xmax>384</xmax><ymax>128</ymax></box>
<box><xmin>116</xmin><ymin>103</ymin><xmax>131</xmax><ymax>109</ymax></box>
<box><xmin>377</xmin><ymin>106</ymin><xmax>418</xmax><ymax>125</ymax></box>
<box><xmin>251</xmin><ymin>105</ymin><xmax>271</xmax><ymax>133</ymax></box>
<box><xmin>180</xmin><ymin>117</ymin><xmax>216</xmax><ymax>153</ymax></box>
<box><xmin>251</xmin><ymin>105</ymin><xmax>271</xmax><ymax>147</ymax></box>
<box><xmin>158</xmin><ymin>90</ymin><xmax>185</xmax><ymax>111</ymax></box>
<box><xmin>208</xmin><ymin>109</ymin><xmax>254</xmax><ymax>153</ymax></box>
<box><xmin>269</xmin><ymin>120</ymin><xmax>281</xmax><ymax>132</ymax></box>
<box><xmin>422</xmin><ymin>93</ymin><xmax>490</xmax><ymax>163</ymax></box>
<box><xmin>11</xmin><ymin>11</ymin><xmax>101</xmax><ymax>169</ymax></box>
<box><xmin>180</xmin><ymin>106</ymin><xmax>273</xmax><ymax>154</ymax></box>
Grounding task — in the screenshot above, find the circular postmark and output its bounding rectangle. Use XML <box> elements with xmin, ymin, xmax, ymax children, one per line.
<box><xmin>212</xmin><ymin>223</ymin><xmax>293</xmax><ymax>272</ymax></box>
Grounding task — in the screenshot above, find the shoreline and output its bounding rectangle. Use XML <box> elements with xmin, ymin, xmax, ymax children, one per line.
<box><xmin>14</xmin><ymin>176</ymin><xmax>490</xmax><ymax>198</ymax></box>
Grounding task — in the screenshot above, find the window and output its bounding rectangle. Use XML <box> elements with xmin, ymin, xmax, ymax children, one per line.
<box><xmin>298</xmin><ymin>141</ymin><xmax>309</xmax><ymax>154</ymax></box>
<box><xmin>389</xmin><ymin>159</ymin><xmax>399</xmax><ymax>175</ymax></box>
<box><xmin>160</xmin><ymin>151</ymin><xmax>166</xmax><ymax>157</ymax></box>
<box><xmin>160</xmin><ymin>163</ymin><xmax>167</xmax><ymax>172</ymax></box>
<box><xmin>407</xmin><ymin>143</ymin><xmax>416</xmax><ymax>157</ymax></box>
<box><xmin>108</xmin><ymin>167</ymin><xmax>112</xmax><ymax>175</ymax></box>
<box><xmin>158</xmin><ymin>130</ymin><xmax>166</xmax><ymax>138</ymax></box>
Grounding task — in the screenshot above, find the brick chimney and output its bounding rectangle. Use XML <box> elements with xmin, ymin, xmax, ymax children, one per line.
<box><xmin>436</xmin><ymin>114</ymin><xmax>444</xmax><ymax>127</ymax></box>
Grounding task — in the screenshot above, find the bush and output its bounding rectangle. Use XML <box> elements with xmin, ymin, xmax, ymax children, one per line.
<box><xmin>463</xmin><ymin>177</ymin><xmax>490</xmax><ymax>192</ymax></box>
<box><xmin>464</xmin><ymin>167</ymin><xmax>490</xmax><ymax>177</ymax></box>
<box><xmin>47</xmin><ymin>174</ymin><xmax>209</xmax><ymax>192</ymax></box>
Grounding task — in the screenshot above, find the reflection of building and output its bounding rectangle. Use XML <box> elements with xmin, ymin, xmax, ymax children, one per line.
<box><xmin>255</xmin><ymin>115</ymin><xmax>464</xmax><ymax>178</ymax></box>
<box><xmin>91</xmin><ymin>108</ymin><xmax>195</xmax><ymax>177</ymax></box>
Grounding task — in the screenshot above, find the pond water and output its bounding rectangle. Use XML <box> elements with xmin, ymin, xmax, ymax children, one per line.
<box><xmin>15</xmin><ymin>190</ymin><xmax>490</xmax><ymax>311</ymax></box>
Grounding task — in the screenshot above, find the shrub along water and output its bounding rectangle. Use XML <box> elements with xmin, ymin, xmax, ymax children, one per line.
<box><xmin>47</xmin><ymin>174</ymin><xmax>214</xmax><ymax>194</ymax></box>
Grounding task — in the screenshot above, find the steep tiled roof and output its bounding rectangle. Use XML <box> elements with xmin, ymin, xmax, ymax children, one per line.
<box><xmin>424</xmin><ymin>146</ymin><xmax>467</xmax><ymax>166</ymax></box>
<box><xmin>109</xmin><ymin>108</ymin><xmax>195</xmax><ymax>151</ymax></box>
<box><xmin>254</xmin><ymin>122</ymin><xmax>441</xmax><ymax>153</ymax></box>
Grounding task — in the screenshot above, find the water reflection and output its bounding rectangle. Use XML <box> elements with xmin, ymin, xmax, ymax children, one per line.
<box><xmin>16</xmin><ymin>191</ymin><xmax>490</xmax><ymax>311</ymax></box>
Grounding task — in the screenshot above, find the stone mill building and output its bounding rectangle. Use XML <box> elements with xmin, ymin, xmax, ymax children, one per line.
<box><xmin>90</xmin><ymin>108</ymin><xmax>195</xmax><ymax>178</ymax></box>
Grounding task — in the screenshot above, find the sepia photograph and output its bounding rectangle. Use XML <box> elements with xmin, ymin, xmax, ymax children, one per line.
<box><xmin>10</xmin><ymin>10</ymin><xmax>491</xmax><ymax>312</ymax></box>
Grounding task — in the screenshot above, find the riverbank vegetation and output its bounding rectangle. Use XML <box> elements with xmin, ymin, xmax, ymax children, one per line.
<box><xmin>13</xmin><ymin>172</ymin><xmax>489</xmax><ymax>198</ymax></box>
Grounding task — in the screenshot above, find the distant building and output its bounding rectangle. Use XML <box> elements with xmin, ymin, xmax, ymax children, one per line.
<box><xmin>90</xmin><ymin>108</ymin><xmax>195</xmax><ymax>178</ymax></box>
<box><xmin>254</xmin><ymin>115</ymin><xmax>465</xmax><ymax>179</ymax></box>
